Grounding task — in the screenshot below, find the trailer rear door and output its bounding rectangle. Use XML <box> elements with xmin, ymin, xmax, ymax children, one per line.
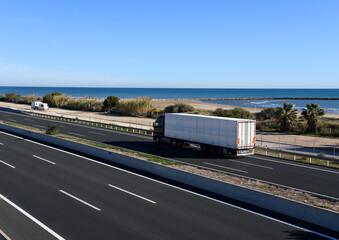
<box><xmin>237</xmin><ymin>121</ymin><xmax>255</xmax><ymax>149</ymax></box>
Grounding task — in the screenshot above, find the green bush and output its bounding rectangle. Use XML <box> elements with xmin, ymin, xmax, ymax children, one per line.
<box><xmin>52</xmin><ymin>94</ymin><xmax>70</xmax><ymax>108</ymax></box>
<box><xmin>46</xmin><ymin>124</ymin><xmax>59</xmax><ymax>135</ymax></box>
<box><xmin>255</xmin><ymin>107</ymin><xmax>278</xmax><ymax>120</ymax></box>
<box><xmin>103</xmin><ymin>95</ymin><xmax>120</xmax><ymax>112</ymax></box>
<box><xmin>213</xmin><ymin>107</ymin><xmax>253</xmax><ymax>119</ymax></box>
<box><xmin>164</xmin><ymin>103</ymin><xmax>194</xmax><ymax>113</ymax></box>
<box><xmin>43</xmin><ymin>94</ymin><xmax>54</xmax><ymax>106</ymax></box>
<box><xmin>65</xmin><ymin>98</ymin><xmax>103</xmax><ymax>111</ymax></box>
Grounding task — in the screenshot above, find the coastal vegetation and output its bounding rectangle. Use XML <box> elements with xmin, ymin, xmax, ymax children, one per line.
<box><xmin>164</xmin><ymin>103</ymin><xmax>194</xmax><ymax>113</ymax></box>
<box><xmin>0</xmin><ymin>91</ymin><xmax>337</xmax><ymax>137</ymax></box>
<box><xmin>274</xmin><ymin>103</ymin><xmax>298</xmax><ymax>132</ymax></box>
<box><xmin>213</xmin><ymin>107</ymin><xmax>253</xmax><ymax>119</ymax></box>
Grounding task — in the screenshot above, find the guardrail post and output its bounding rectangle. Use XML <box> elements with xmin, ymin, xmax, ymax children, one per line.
<box><xmin>309</xmin><ymin>157</ymin><xmax>312</xmax><ymax>163</ymax></box>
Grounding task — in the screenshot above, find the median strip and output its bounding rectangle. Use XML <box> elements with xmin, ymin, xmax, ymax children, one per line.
<box><xmin>59</xmin><ymin>190</ymin><xmax>101</xmax><ymax>211</ymax></box>
<box><xmin>108</xmin><ymin>184</ymin><xmax>156</xmax><ymax>204</ymax></box>
<box><xmin>33</xmin><ymin>155</ymin><xmax>56</xmax><ymax>165</ymax></box>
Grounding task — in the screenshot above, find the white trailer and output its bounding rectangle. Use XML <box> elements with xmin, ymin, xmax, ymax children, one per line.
<box><xmin>31</xmin><ymin>101</ymin><xmax>49</xmax><ymax>110</ymax></box>
<box><xmin>153</xmin><ymin>113</ymin><xmax>255</xmax><ymax>156</ymax></box>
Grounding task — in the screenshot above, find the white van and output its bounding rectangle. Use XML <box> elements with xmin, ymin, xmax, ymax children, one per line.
<box><xmin>31</xmin><ymin>101</ymin><xmax>49</xmax><ymax>110</ymax></box>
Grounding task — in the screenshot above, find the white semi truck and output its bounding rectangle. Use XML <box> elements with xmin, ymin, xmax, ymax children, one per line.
<box><xmin>153</xmin><ymin>113</ymin><xmax>256</xmax><ymax>156</ymax></box>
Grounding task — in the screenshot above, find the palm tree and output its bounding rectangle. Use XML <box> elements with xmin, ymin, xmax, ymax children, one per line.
<box><xmin>274</xmin><ymin>102</ymin><xmax>298</xmax><ymax>132</ymax></box>
<box><xmin>302</xmin><ymin>103</ymin><xmax>325</xmax><ymax>134</ymax></box>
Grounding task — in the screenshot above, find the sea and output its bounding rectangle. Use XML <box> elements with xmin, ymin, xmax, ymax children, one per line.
<box><xmin>1</xmin><ymin>87</ymin><xmax>338</xmax><ymax>114</ymax></box>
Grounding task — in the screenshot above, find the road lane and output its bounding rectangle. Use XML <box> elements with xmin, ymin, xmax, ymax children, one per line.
<box><xmin>1</xmin><ymin>109</ymin><xmax>339</xmax><ymax>200</ymax></box>
<box><xmin>0</xmin><ymin>131</ymin><xmax>334</xmax><ymax>239</ymax></box>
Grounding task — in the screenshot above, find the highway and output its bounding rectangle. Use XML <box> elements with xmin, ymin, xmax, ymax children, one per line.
<box><xmin>0</xmin><ymin>130</ymin><xmax>334</xmax><ymax>239</ymax></box>
<box><xmin>1</xmin><ymin>108</ymin><xmax>339</xmax><ymax>201</ymax></box>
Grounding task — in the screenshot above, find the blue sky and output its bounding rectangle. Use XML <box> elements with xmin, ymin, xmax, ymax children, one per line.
<box><xmin>0</xmin><ymin>0</ymin><xmax>338</xmax><ymax>88</ymax></box>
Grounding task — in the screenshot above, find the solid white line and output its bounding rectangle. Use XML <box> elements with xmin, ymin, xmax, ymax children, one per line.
<box><xmin>0</xmin><ymin>194</ymin><xmax>65</xmax><ymax>240</ymax></box>
<box><xmin>68</xmin><ymin>132</ymin><xmax>85</xmax><ymax>137</ymax></box>
<box><xmin>7</xmin><ymin>119</ymin><xmax>17</xmax><ymax>122</ymax></box>
<box><xmin>0</xmin><ymin>131</ymin><xmax>334</xmax><ymax>239</ymax></box>
<box><xmin>59</xmin><ymin>190</ymin><xmax>101</xmax><ymax>211</ymax></box>
<box><xmin>88</xmin><ymin>131</ymin><xmax>106</xmax><ymax>136</ymax></box>
<box><xmin>33</xmin><ymin>155</ymin><xmax>56</xmax><ymax>165</ymax></box>
<box><xmin>33</xmin><ymin>124</ymin><xmax>45</xmax><ymax>128</ymax></box>
<box><xmin>0</xmin><ymin>142</ymin><xmax>3</xmax><ymax>145</ymax></box>
<box><xmin>108</xmin><ymin>184</ymin><xmax>156</xmax><ymax>204</ymax></box>
<box><xmin>227</xmin><ymin>159</ymin><xmax>273</xmax><ymax>169</ymax></box>
<box><xmin>250</xmin><ymin>155</ymin><xmax>339</xmax><ymax>175</ymax></box>
<box><xmin>0</xmin><ymin>131</ymin><xmax>23</xmax><ymax>139</ymax></box>
<box><xmin>0</xmin><ymin>160</ymin><xmax>15</xmax><ymax>169</ymax></box>
<box><xmin>203</xmin><ymin>162</ymin><xmax>248</xmax><ymax>173</ymax></box>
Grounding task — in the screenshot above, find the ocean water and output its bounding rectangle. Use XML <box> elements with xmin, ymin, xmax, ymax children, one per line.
<box><xmin>0</xmin><ymin>87</ymin><xmax>338</xmax><ymax>113</ymax></box>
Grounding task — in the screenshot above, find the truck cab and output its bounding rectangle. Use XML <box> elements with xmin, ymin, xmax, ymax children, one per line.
<box><xmin>153</xmin><ymin>115</ymin><xmax>164</xmax><ymax>142</ymax></box>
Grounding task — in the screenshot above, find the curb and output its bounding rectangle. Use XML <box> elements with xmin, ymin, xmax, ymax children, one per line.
<box><xmin>0</xmin><ymin>123</ymin><xmax>338</xmax><ymax>233</ymax></box>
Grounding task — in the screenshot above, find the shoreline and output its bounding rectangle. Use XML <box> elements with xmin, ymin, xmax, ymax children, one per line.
<box><xmin>154</xmin><ymin>97</ymin><xmax>339</xmax><ymax>101</ymax></box>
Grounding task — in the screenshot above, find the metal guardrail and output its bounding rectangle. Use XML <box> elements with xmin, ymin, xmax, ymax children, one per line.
<box><xmin>28</xmin><ymin>112</ymin><xmax>154</xmax><ymax>136</ymax></box>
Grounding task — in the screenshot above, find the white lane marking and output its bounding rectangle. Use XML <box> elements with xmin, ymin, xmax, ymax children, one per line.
<box><xmin>59</xmin><ymin>125</ymin><xmax>65</xmax><ymax>128</ymax></box>
<box><xmin>227</xmin><ymin>159</ymin><xmax>273</xmax><ymax>170</ymax></box>
<box><xmin>33</xmin><ymin>124</ymin><xmax>45</xmax><ymax>128</ymax></box>
<box><xmin>0</xmin><ymin>194</ymin><xmax>65</xmax><ymax>240</ymax></box>
<box><xmin>0</xmin><ymin>160</ymin><xmax>15</xmax><ymax>169</ymax></box>
<box><xmin>108</xmin><ymin>184</ymin><xmax>156</xmax><ymax>204</ymax></box>
<box><xmin>59</xmin><ymin>190</ymin><xmax>101</xmax><ymax>211</ymax></box>
<box><xmin>203</xmin><ymin>162</ymin><xmax>248</xmax><ymax>173</ymax></box>
<box><xmin>25</xmin><ymin>118</ymin><xmax>34</xmax><ymax>121</ymax></box>
<box><xmin>0</xmin><ymin>132</ymin><xmax>334</xmax><ymax>239</ymax></box>
<box><xmin>33</xmin><ymin>155</ymin><xmax>56</xmax><ymax>165</ymax></box>
<box><xmin>0</xmin><ymin>142</ymin><xmax>3</xmax><ymax>145</ymax></box>
<box><xmin>7</xmin><ymin>119</ymin><xmax>17</xmax><ymax>122</ymax></box>
<box><xmin>88</xmin><ymin>131</ymin><xmax>106</xmax><ymax>136</ymax></box>
<box><xmin>0</xmin><ymin>131</ymin><xmax>23</xmax><ymax>139</ymax></box>
<box><xmin>250</xmin><ymin>155</ymin><xmax>339</xmax><ymax>175</ymax></box>
<box><xmin>68</xmin><ymin>132</ymin><xmax>85</xmax><ymax>137</ymax></box>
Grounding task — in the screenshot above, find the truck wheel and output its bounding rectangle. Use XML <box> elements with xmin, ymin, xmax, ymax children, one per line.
<box><xmin>216</xmin><ymin>147</ymin><xmax>223</xmax><ymax>156</ymax></box>
<box><xmin>171</xmin><ymin>140</ymin><xmax>177</xmax><ymax>147</ymax></box>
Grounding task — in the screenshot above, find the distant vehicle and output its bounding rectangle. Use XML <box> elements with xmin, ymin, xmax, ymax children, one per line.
<box><xmin>31</xmin><ymin>101</ymin><xmax>49</xmax><ymax>110</ymax></box>
<box><xmin>153</xmin><ymin>113</ymin><xmax>256</xmax><ymax>156</ymax></box>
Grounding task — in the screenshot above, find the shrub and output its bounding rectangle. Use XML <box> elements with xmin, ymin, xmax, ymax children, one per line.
<box><xmin>255</xmin><ymin>107</ymin><xmax>278</xmax><ymax>121</ymax></box>
<box><xmin>46</xmin><ymin>124</ymin><xmax>59</xmax><ymax>135</ymax></box>
<box><xmin>164</xmin><ymin>103</ymin><xmax>194</xmax><ymax>113</ymax></box>
<box><xmin>103</xmin><ymin>95</ymin><xmax>120</xmax><ymax>112</ymax></box>
<box><xmin>43</xmin><ymin>94</ymin><xmax>54</xmax><ymax>106</ymax></box>
<box><xmin>0</xmin><ymin>94</ymin><xmax>5</xmax><ymax>101</ymax></box>
<box><xmin>213</xmin><ymin>107</ymin><xmax>253</xmax><ymax>119</ymax></box>
<box><xmin>116</xmin><ymin>97</ymin><xmax>151</xmax><ymax>115</ymax></box>
<box><xmin>52</xmin><ymin>94</ymin><xmax>70</xmax><ymax>108</ymax></box>
<box><xmin>5</xmin><ymin>93</ymin><xmax>15</xmax><ymax>101</ymax></box>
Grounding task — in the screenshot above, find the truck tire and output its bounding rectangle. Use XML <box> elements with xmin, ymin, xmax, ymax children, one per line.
<box><xmin>216</xmin><ymin>147</ymin><xmax>223</xmax><ymax>156</ymax></box>
<box><xmin>171</xmin><ymin>140</ymin><xmax>177</xmax><ymax>147</ymax></box>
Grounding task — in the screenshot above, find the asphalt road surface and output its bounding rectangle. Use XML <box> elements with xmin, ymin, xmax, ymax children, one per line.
<box><xmin>0</xmin><ymin>130</ymin><xmax>336</xmax><ymax>239</ymax></box>
<box><xmin>1</xmin><ymin>108</ymin><xmax>339</xmax><ymax>200</ymax></box>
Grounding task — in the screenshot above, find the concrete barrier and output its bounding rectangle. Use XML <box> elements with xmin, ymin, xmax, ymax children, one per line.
<box><xmin>0</xmin><ymin>123</ymin><xmax>338</xmax><ymax>232</ymax></box>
